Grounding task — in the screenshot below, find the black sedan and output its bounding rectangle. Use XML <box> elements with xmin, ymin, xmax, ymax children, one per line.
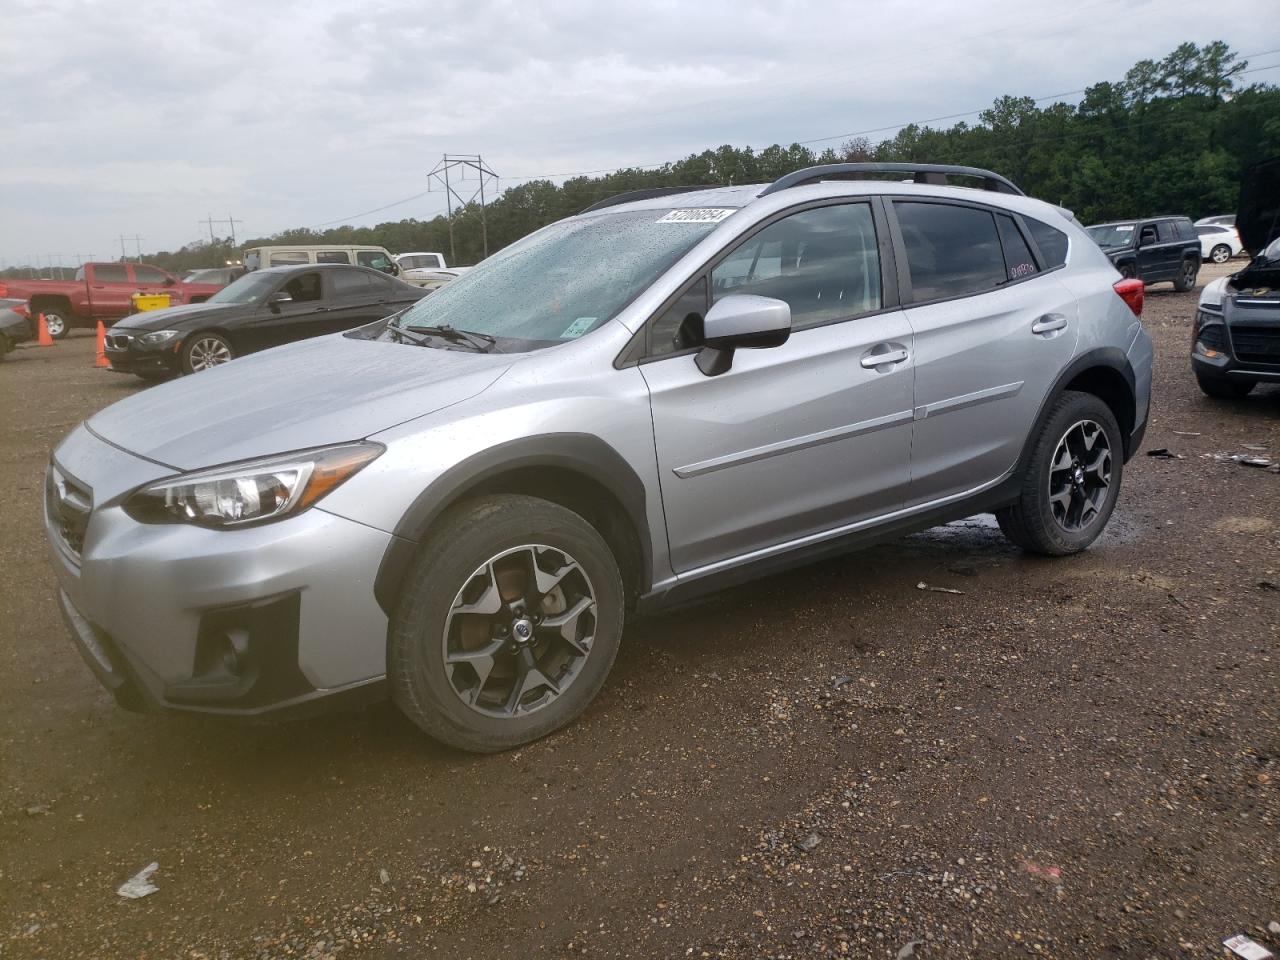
<box><xmin>104</xmin><ymin>264</ymin><xmax>429</xmax><ymax>379</ymax></box>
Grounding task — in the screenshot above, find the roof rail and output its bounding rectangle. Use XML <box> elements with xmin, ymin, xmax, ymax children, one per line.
<box><xmin>759</xmin><ymin>163</ymin><xmax>1024</xmax><ymax>197</ymax></box>
<box><xmin>579</xmin><ymin>185</ymin><xmax>719</xmax><ymax>215</ymax></box>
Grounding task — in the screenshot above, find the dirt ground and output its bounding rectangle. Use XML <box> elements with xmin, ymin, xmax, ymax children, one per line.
<box><xmin>1</xmin><ymin>262</ymin><xmax>1277</xmax><ymax>960</ymax></box>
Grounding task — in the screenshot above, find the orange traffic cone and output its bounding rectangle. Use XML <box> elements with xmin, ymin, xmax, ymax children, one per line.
<box><xmin>94</xmin><ymin>321</ymin><xmax>110</xmax><ymax>368</ymax></box>
<box><xmin>37</xmin><ymin>313</ymin><xmax>54</xmax><ymax>347</ymax></box>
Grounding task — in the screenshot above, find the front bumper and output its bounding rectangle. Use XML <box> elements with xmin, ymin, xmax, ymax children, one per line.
<box><xmin>104</xmin><ymin>331</ymin><xmax>181</xmax><ymax>375</ymax></box>
<box><xmin>47</xmin><ymin>425</ymin><xmax>395</xmax><ymax>716</ymax></box>
<box><xmin>1191</xmin><ymin>305</ymin><xmax>1280</xmax><ymax>383</ymax></box>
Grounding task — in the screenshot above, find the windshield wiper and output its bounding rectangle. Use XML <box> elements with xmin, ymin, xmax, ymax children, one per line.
<box><xmin>386</xmin><ymin>324</ymin><xmax>433</xmax><ymax>346</ymax></box>
<box><xmin>404</xmin><ymin>323</ymin><xmax>496</xmax><ymax>353</ymax></box>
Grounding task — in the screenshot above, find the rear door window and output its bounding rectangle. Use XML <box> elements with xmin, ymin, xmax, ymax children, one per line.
<box><xmin>316</xmin><ymin>251</ymin><xmax>350</xmax><ymax>264</ymax></box>
<box><xmin>94</xmin><ymin>264</ymin><xmax>128</xmax><ymax>283</ymax></box>
<box><xmin>329</xmin><ymin>269</ymin><xmax>374</xmax><ymax>300</ymax></box>
<box><xmin>893</xmin><ymin>201</ymin><xmax>1005</xmax><ymax>302</ymax></box>
<box><xmin>1156</xmin><ymin>220</ymin><xmax>1178</xmax><ymax>243</ymax></box>
<box><xmin>995</xmin><ymin>215</ymin><xmax>1038</xmax><ymax>281</ymax></box>
<box><xmin>270</xmin><ymin>251</ymin><xmax>311</xmax><ymax>267</ymax></box>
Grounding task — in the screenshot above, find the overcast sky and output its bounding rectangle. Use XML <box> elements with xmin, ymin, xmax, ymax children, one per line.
<box><xmin>1</xmin><ymin>0</ymin><xmax>1276</xmax><ymax>266</ymax></box>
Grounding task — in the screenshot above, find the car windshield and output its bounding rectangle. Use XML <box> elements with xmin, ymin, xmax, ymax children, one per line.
<box><xmin>205</xmin><ymin>272</ymin><xmax>280</xmax><ymax>305</ymax></box>
<box><xmin>185</xmin><ymin>269</ymin><xmax>223</xmax><ymax>283</ymax></box>
<box><xmin>392</xmin><ymin>209</ymin><xmax>732</xmax><ymax>347</ymax></box>
<box><xmin>1259</xmin><ymin>236</ymin><xmax>1280</xmax><ymax>262</ymax></box>
<box><xmin>1087</xmin><ymin>223</ymin><xmax>1136</xmax><ymax>247</ymax></box>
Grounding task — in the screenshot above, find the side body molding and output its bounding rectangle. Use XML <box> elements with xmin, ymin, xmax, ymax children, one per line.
<box><xmin>372</xmin><ymin>433</ymin><xmax>653</xmax><ymax>616</ymax></box>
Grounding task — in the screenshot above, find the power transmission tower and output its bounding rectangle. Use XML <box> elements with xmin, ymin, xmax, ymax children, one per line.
<box><xmin>118</xmin><ymin>235</ymin><xmax>143</xmax><ymax>262</ymax></box>
<box><xmin>428</xmin><ymin>153</ymin><xmax>500</xmax><ymax>262</ymax></box>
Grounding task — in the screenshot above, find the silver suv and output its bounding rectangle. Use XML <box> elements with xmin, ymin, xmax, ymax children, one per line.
<box><xmin>46</xmin><ymin>163</ymin><xmax>1153</xmax><ymax>752</ymax></box>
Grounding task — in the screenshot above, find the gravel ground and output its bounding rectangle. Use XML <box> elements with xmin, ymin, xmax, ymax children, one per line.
<box><xmin>1</xmin><ymin>262</ymin><xmax>1277</xmax><ymax>960</ymax></box>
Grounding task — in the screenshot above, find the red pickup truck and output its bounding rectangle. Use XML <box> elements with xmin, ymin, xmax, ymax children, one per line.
<box><xmin>0</xmin><ymin>262</ymin><xmax>225</xmax><ymax>339</ymax></box>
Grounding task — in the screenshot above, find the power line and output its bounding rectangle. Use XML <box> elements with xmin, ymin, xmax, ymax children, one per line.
<box><xmin>299</xmin><ymin>50</ymin><xmax>1280</xmax><ymax>229</ymax></box>
<box><xmin>504</xmin><ymin>55</ymin><xmax>1280</xmax><ymax>182</ymax></box>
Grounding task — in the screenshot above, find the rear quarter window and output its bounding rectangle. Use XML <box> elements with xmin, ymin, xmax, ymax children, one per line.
<box><xmin>1025</xmin><ymin>218</ymin><xmax>1069</xmax><ymax>268</ymax></box>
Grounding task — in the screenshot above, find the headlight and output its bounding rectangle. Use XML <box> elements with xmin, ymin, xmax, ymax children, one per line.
<box><xmin>138</xmin><ymin>329</ymin><xmax>180</xmax><ymax>345</ymax></box>
<box><xmin>123</xmin><ymin>442</ymin><xmax>382</xmax><ymax>528</ymax></box>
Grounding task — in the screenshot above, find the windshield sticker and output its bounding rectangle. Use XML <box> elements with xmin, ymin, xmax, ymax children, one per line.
<box><xmin>561</xmin><ymin>317</ymin><xmax>597</xmax><ymax>339</ymax></box>
<box><xmin>1114</xmin><ymin>225</ymin><xmax>1134</xmax><ymax>232</ymax></box>
<box><xmin>657</xmin><ymin>208</ymin><xmax>736</xmax><ymax>225</ymax></box>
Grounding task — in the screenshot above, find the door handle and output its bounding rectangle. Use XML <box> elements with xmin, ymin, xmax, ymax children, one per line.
<box><xmin>861</xmin><ymin>346</ymin><xmax>909</xmax><ymax>369</ymax></box>
<box><xmin>1031</xmin><ymin>314</ymin><xmax>1067</xmax><ymax>335</ymax></box>
<box><xmin>312</xmin><ymin>306</ymin><xmax>332</xmax><ymax>313</ymax></box>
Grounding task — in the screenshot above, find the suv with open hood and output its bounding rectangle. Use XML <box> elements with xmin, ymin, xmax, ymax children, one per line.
<box><xmin>1191</xmin><ymin>157</ymin><xmax>1280</xmax><ymax>398</ymax></box>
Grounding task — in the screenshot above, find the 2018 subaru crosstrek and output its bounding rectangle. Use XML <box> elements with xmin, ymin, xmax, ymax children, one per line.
<box><xmin>46</xmin><ymin>163</ymin><xmax>1153</xmax><ymax>752</ymax></box>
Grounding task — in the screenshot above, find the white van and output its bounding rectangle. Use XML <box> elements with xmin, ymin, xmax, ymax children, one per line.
<box><xmin>243</xmin><ymin>245</ymin><xmax>401</xmax><ymax>276</ymax></box>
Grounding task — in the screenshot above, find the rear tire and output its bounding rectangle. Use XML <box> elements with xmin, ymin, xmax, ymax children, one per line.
<box><xmin>1196</xmin><ymin>373</ymin><xmax>1255</xmax><ymax>399</ymax></box>
<box><xmin>1209</xmin><ymin>244</ymin><xmax>1232</xmax><ymax>264</ymax></box>
<box><xmin>1173</xmin><ymin>258</ymin><xmax>1198</xmax><ymax>292</ymax></box>
<box><xmin>389</xmin><ymin>495</ymin><xmax>625</xmax><ymax>753</ymax></box>
<box><xmin>40</xmin><ymin>308</ymin><xmax>71</xmax><ymax>340</ymax></box>
<box><xmin>996</xmin><ymin>391</ymin><xmax>1123</xmax><ymax>556</ymax></box>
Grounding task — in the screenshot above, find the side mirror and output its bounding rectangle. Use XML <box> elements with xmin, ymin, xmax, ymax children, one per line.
<box><xmin>268</xmin><ymin>291</ymin><xmax>293</xmax><ymax>310</ymax></box>
<box><xmin>695</xmin><ymin>294</ymin><xmax>791</xmax><ymax>376</ymax></box>
<box><xmin>164</xmin><ymin>276</ymin><xmax>176</xmax><ymax>286</ymax></box>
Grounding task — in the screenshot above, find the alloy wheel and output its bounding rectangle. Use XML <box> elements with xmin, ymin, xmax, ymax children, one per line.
<box><xmin>442</xmin><ymin>544</ymin><xmax>597</xmax><ymax>718</ymax></box>
<box><xmin>1048</xmin><ymin>419</ymin><xmax>1111</xmax><ymax>532</ymax></box>
<box><xmin>1211</xmin><ymin>244</ymin><xmax>1231</xmax><ymax>264</ymax></box>
<box><xmin>1182</xmin><ymin>261</ymin><xmax>1197</xmax><ymax>286</ymax></box>
<box><xmin>187</xmin><ymin>336</ymin><xmax>232</xmax><ymax>370</ymax></box>
<box><xmin>44</xmin><ymin>313</ymin><xmax>66</xmax><ymax>338</ymax></box>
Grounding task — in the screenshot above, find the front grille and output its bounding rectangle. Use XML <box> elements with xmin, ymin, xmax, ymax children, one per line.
<box><xmin>46</xmin><ymin>465</ymin><xmax>92</xmax><ymax>560</ymax></box>
<box><xmin>105</xmin><ymin>334</ymin><xmax>133</xmax><ymax>350</ymax></box>
<box><xmin>1229</xmin><ymin>325</ymin><xmax>1280</xmax><ymax>365</ymax></box>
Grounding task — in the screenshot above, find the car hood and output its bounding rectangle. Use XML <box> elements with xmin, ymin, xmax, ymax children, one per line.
<box><xmin>110</xmin><ymin>302</ymin><xmax>244</xmax><ymax>332</ymax></box>
<box><xmin>1237</xmin><ymin>156</ymin><xmax>1280</xmax><ymax>254</ymax></box>
<box><xmin>88</xmin><ymin>333</ymin><xmax>513</xmax><ymax>470</ymax></box>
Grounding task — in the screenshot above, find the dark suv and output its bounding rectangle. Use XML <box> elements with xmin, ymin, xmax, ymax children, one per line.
<box><xmin>1086</xmin><ymin>216</ymin><xmax>1201</xmax><ymax>290</ymax></box>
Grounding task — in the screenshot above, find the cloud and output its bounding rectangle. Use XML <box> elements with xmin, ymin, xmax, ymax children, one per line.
<box><xmin>0</xmin><ymin>0</ymin><xmax>1268</xmax><ymax>263</ymax></box>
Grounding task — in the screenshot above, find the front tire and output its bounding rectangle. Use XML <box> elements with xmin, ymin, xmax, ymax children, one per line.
<box><xmin>1196</xmin><ymin>373</ymin><xmax>1255</xmax><ymax>399</ymax></box>
<box><xmin>996</xmin><ymin>391</ymin><xmax>1123</xmax><ymax>556</ymax></box>
<box><xmin>180</xmin><ymin>332</ymin><xmax>234</xmax><ymax>374</ymax></box>
<box><xmin>1173</xmin><ymin>258</ymin><xmax>1199</xmax><ymax>292</ymax></box>
<box><xmin>389</xmin><ymin>495</ymin><xmax>625</xmax><ymax>752</ymax></box>
<box><xmin>1209</xmin><ymin>244</ymin><xmax>1232</xmax><ymax>264</ymax></box>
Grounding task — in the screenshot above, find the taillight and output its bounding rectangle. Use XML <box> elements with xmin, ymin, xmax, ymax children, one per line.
<box><xmin>1113</xmin><ymin>278</ymin><xmax>1144</xmax><ymax>317</ymax></box>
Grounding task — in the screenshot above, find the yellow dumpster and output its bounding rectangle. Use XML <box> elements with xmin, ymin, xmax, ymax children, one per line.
<box><xmin>131</xmin><ymin>293</ymin><xmax>172</xmax><ymax>312</ymax></box>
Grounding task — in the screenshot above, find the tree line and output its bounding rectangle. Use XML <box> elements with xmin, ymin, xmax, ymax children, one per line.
<box><xmin>6</xmin><ymin>41</ymin><xmax>1277</xmax><ymax>279</ymax></box>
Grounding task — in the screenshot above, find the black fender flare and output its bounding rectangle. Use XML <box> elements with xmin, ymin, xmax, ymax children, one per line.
<box><xmin>372</xmin><ymin>433</ymin><xmax>654</xmax><ymax>616</ymax></box>
<box><xmin>1016</xmin><ymin>346</ymin><xmax>1139</xmax><ymax>474</ymax></box>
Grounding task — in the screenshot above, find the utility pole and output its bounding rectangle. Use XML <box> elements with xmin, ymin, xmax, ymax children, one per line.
<box><xmin>428</xmin><ymin>153</ymin><xmax>500</xmax><ymax>262</ymax></box>
<box><xmin>226</xmin><ymin>214</ymin><xmax>242</xmax><ymax>248</ymax></box>
<box><xmin>200</xmin><ymin>214</ymin><xmax>218</xmax><ymax>244</ymax></box>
